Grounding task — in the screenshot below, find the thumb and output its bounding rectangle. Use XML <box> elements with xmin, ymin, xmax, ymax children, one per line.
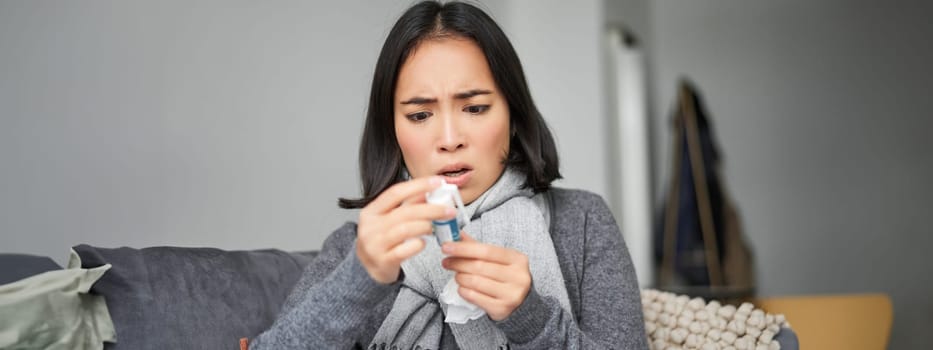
<box><xmin>459</xmin><ymin>230</ymin><xmax>475</xmax><ymax>242</ymax></box>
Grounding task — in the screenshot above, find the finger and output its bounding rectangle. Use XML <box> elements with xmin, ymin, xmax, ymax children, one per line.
<box><xmin>366</xmin><ymin>176</ymin><xmax>444</xmax><ymax>214</ymax></box>
<box><xmin>456</xmin><ymin>284</ymin><xmax>509</xmax><ymax>320</ymax></box>
<box><xmin>443</xmin><ymin>257</ymin><xmax>512</xmax><ymax>283</ymax></box>
<box><xmin>359</xmin><ymin>203</ymin><xmax>451</xmax><ymax>243</ymax></box>
<box><xmin>386</xmin><ymin>236</ymin><xmax>426</xmax><ymax>264</ymax></box>
<box><xmin>455</xmin><ymin>272</ymin><xmax>512</xmax><ymax>299</ymax></box>
<box><xmin>378</xmin><ymin>204</ymin><xmax>453</xmax><ymax>242</ymax></box>
<box><xmin>459</xmin><ymin>231</ymin><xmax>476</xmax><ymax>242</ymax></box>
<box><xmin>376</xmin><ymin>220</ymin><xmax>433</xmax><ymax>251</ymax></box>
<box><xmin>442</xmin><ymin>240</ymin><xmax>520</xmax><ymax>265</ymax></box>
<box><xmin>400</xmin><ymin>184</ymin><xmax>430</xmax><ymax>206</ymax></box>
<box><xmin>386</xmin><ymin>203</ymin><xmax>455</xmax><ymax>227</ymax></box>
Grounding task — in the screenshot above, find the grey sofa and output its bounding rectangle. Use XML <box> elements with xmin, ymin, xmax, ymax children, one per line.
<box><xmin>0</xmin><ymin>247</ymin><xmax>315</xmax><ymax>350</ymax></box>
<box><xmin>2</xmin><ymin>248</ymin><xmax>797</xmax><ymax>349</ymax></box>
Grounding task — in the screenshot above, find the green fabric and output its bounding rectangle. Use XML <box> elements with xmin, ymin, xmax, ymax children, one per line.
<box><xmin>0</xmin><ymin>249</ymin><xmax>116</xmax><ymax>349</ymax></box>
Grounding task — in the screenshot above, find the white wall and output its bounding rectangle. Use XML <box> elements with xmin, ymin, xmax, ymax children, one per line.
<box><xmin>0</xmin><ymin>0</ymin><xmax>612</xmax><ymax>266</ymax></box>
<box><xmin>649</xmin><ymin>1</ymin><xmax>933</xmax><ymax>348</ymax></box>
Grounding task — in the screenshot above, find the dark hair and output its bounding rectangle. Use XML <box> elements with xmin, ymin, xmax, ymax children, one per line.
<box><xmin>338</xmin><ymin>0</ymin><xmax>561</xmax><ymax>209</ymax></box>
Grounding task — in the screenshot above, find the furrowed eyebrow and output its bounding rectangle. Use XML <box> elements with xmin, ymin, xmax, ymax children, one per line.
<box><xmin>399</xmin><ymin>97</ymin><xmax>437</xmax><ymax>105</ymax></box>
<box><xmin>453</xmin><ymin>89</ymin><xmax>492</xmax><ymax>99</ymax></box>
<box><xmin>399</xmin><ymin>89</ymin><xmax>492</xmax><ymax>105</ymax></box>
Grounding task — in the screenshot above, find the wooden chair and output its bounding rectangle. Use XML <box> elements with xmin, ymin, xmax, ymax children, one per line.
<box><xmin>755</xmin><ymin>293</ymin><xmax>893</xmax><ymax>350</ymax></box>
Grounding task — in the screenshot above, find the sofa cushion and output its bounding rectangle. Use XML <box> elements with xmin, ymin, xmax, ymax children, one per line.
<box><xmin>0</xmin><ymin>254</ymin><xmax>62</xmax><ymax>285</ymax></box>
<box><xmin>73</xmin><ymin>245</ymin><xmax>316</xmax><ymax>350</ymax></box>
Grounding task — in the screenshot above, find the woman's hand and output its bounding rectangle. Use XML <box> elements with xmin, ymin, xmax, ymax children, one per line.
<box><xmin>441</xmin><ymin>232</ymin><xmax>532</xmax><ymax>321</ymax></box>
<box><xmin>357</xmin><ymin>176</ymin><xmax>454</xmax><ymax>284</ymax></box>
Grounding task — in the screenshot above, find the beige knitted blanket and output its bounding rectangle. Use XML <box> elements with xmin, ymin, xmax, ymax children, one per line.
<box><xmin>641</xmin><ymin>289</ymin><xmax>792</xmax><ymax>350</ymax></box>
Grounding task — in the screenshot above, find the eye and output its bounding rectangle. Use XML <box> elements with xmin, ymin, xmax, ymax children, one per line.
<box><xmin>463</xmin><ymin>105</ymin><xmax>490</xmax><ymax>115</ymax></box>
<box><xmin>406</xmin><ymin>111</ymin><xmax>432</xmax><ymax>122</ymax></box>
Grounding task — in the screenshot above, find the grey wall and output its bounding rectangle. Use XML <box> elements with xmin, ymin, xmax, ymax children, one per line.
<box><xmin>0</xmin><ymin>0</ymin><xmax>613</xmax><ymax>266</ymax></box>
<box><xmin>499</xmin><ymin>0</ymin><xmax>608</xmax><ymax>197</ymax></box>
<box><xmin>606</xmin><ymin>0</ymin><xmax>651</xmax><ymax>46</ymax></box>
<box><xmin>649</xmin><ymin>0</ymin><xmax>933</xmax><ymax>348</ymax></box>
<box><xmin>1</xmin><ymin>0</ymin><xmax>418</xmax><ymax>261</ymax></box>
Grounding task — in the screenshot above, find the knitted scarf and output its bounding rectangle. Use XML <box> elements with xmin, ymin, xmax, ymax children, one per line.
<box><xmin>370</xmin><ymin>168</ymin><xmax>572</xmax><ymax>349</ymax></box>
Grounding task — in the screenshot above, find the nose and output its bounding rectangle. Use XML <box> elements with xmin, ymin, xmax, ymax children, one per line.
<box><xmin>437</xmin><ymin>112</ymin><xmax>465</xmax><ymax>152</ymax></box>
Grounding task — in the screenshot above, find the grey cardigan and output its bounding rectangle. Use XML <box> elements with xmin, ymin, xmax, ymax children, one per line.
<box><xmin>251</xmin><ymin>188</ymin><xmax>648</xmax><ymax>349</ymax></box>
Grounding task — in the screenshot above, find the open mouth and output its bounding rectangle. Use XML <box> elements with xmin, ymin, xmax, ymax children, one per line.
<box><xmin>436</xmin><ymin>164</ymin><xmax>473</xmax><ymax>185</ymax></box>
<box><xmin>441</xmin><ymin>168</ymin><xmax>469</xmax><ymax>177</ymax></box>
<box><xmin>437</xmin><ymin>163</ymin><xmax>473</xmax><ymax>179</ymax></box>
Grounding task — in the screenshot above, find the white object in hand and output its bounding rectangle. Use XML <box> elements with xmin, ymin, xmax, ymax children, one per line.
<box><xmin>439</xmin><ymin>278</ymin><xmax>484</xmax><ymax>324</ymax></box>
<box><xmin>425</xmin><ymin>181</ymin><xmax>469</xmax><ymax>244</ymax></box>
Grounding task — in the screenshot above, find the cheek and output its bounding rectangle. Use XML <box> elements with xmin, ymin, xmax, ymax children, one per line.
<box><xmin>395</xmin><ymin>125</ymin><xmax>430</xmax><ymax>174</ymax></box>
<box><xmin>480</xmin><ymin>119</ymin><xmax>511</xmax><ymax>158</ymax></box>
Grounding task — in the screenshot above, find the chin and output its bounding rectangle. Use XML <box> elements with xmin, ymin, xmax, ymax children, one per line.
<box><xmin>460</xmin><ymin>188</ymin><xmax>479</xmax><ymax>205</ymax></box>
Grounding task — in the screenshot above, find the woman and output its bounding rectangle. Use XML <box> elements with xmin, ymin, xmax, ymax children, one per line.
<box><xmin>251</xmin><ymin>1</ymin><xmax>646</xmax><ymax>349</ymax></box>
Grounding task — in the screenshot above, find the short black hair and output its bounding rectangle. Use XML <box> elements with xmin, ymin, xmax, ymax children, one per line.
<box><xmin>339</xmin><ymin>1</ymin><xmax>561</xmax><ymax>209</ymax></box>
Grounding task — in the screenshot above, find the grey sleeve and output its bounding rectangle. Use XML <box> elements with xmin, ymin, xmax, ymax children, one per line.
<box><xmin>250</xmin><ymin>223</ymin><xmax>400</xmax><ymax>349</ymax></box>
<box><xmin>496</xmin><ymin>194</ymin><xmax>649</xmax><ymax>349</ymax></box>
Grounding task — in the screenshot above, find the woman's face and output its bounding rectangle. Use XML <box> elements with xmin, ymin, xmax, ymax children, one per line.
<box><xmin>394</xmin><ymin>37</ymin><xmax>510</xmax><ymax>204</ymax></box>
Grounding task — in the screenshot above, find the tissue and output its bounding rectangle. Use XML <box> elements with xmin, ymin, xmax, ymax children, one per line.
<box><xmin>439</xmin><ymin>278</ymin><xmax>486</xmax><ymax>324</ymax></box>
